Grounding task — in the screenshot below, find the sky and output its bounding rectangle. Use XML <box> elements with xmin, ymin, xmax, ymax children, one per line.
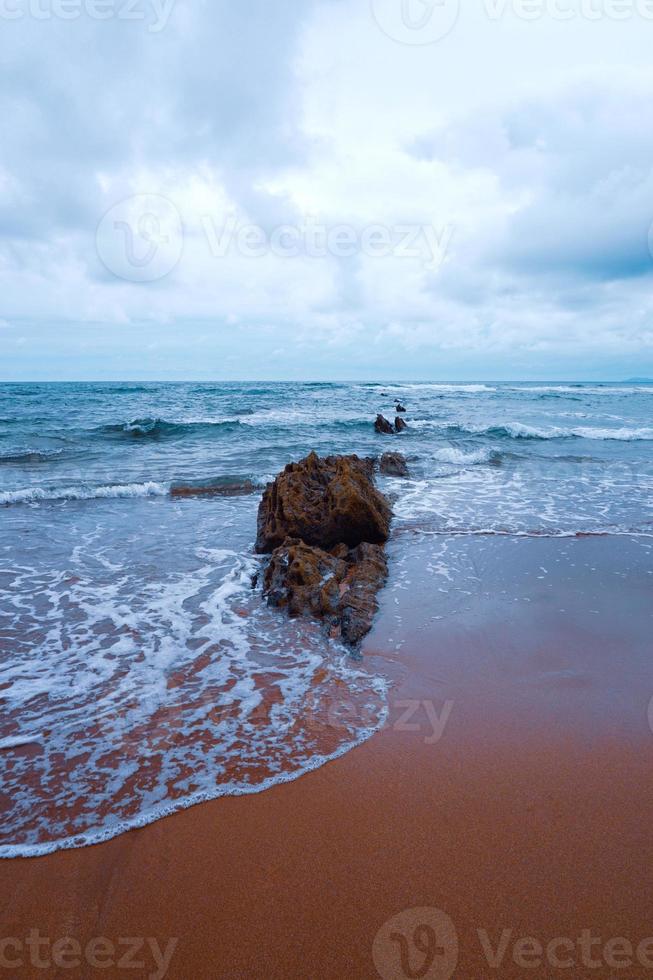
<box><xmin>2</xmin><ymin>0</ymin><xmax>653</xmax><ymax>381</ymax></box>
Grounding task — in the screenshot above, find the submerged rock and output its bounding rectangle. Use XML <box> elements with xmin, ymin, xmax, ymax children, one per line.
<box><xmin>171</xmin><ymin>480</ymin><xmax>257</xmax><ymax>499</ymax></box>
<box><xmin>379</xmin><ymin>452</ymin><xmax>409</xmax><ymax>477</ymax></box>
<box><xmin>256</xmin><ymin>452</ymin><xmax>392</xmax><ymax>646</ymax></box>
<box><xmin>395</xmin><ymin>417</ymin><xmax>408</xmax><ymax>433</ymax></box>
<box><xmin>375</xmin><ymin>414</ymin><xmax>395</xmax><ymax>435</ymax></box>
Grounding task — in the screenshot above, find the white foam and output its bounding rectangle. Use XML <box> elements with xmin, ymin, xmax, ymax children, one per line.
<box><xmin>412</xmin><ymin>420</ymin><xmax>653</xmax><ymax>441</ymax></box>
<box><xmin>0</xmin><ymin>482</ymin><xmax>169</xmax><ymax>506</ymax></box>
<box><xmin>0</xmin><ymin>533</ymin><xmax>389</xmax><ymax>858</ymax></box>
<box><xmin>432</xmin><ymin>446</ymin><xmax>494</xmax><ymax>465</ymax></box>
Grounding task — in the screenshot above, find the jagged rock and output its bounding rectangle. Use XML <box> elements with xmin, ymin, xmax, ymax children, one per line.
<box><xmin>395</xmin><ymin>417</ymin><xmax>408</xmax><ymax>433</ymax></box>
<box><xmin>256</xmin><ymin>452</ymin><xmax>392</xmax><ymax>646</ymax></box>
<box><xmin>262</xmin><ymin>539</ymin><xmax>388</xmax><ymax>646</ymax></box>
<box><xmin>339</xmin><ymin>543</ymin><xmax>388</xmax><ymax>645</ymax></box>
<box><xmin>395</xmin><ymin>403</ymin><xmax>407</xmax><ymax>413</ymax></box>
<box><xmin>375</xmin><ymin>414</ymin><xmax>395</xmax><ymax>435</ymax></box>
<box><xmin>379</xmin><ymin>452</ymin><xmax>409</xmax><ymax>477</ymax></box>
<box><xmin>263</xmin><ymin>539</ymin><xmax>348</xmax><ymax>619</ymax></box>
<box><xmin>256</xmin><ymin>451</ymin><xmax>390</xmax><ymax>554</ymax></box>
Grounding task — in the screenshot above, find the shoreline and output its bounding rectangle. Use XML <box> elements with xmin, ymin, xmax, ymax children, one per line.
<box><xmin>2</xmin><ymin>531</ymin><xmax>652</xmax><ymax>977</ymax></box>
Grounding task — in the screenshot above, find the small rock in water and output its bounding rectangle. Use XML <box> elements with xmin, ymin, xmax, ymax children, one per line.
<box><xmin>395</xmin><ymin>403</ymin><xmax>407</xmax><ymax>413</ymax></box>
<box><xmin>171</xmin><ymin>480</ymin><xmax>257</xmax><ymax>499</ymax></box>
<box><xmin>379</xmin><ymin>452</ymin><xmax>409</xmax><ymax>477</ymax></box>
<box><xmin>395</xmin><ymin>417</ymin><xmax>408</xmax><ymax>433</ymax></box>
<box><xmin>375</xmin><ymin>414</ymin><xmax>395</xmax><ymax>435</ymax></box>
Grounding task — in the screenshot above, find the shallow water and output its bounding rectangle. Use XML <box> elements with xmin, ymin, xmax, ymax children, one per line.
<box><xmin>1</xmin><ymin>381</ymin><xmax>651</xmax><ymax>856</ymax></box>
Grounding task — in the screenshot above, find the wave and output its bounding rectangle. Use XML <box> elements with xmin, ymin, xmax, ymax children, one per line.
<box><xmin>432</xmin><ymin>446</ymin><xmax>500</xmax><ymax>465</ymax></box>
<box><xmin>362</xmin><ymin>383</ymin><xmax>496</xmax><ymax>394</ymax></box>
<box><xmin>91</xmin><ymin>385</ymin><xmax>157</xmax><ymax>395</ymax></box>
<box><xmin>98</xmin><ymin>417</ymin><xmax>241</xmax><ymax>439</ymax></box>
<box><xmin>0</xmin><ymin>448</ymin><xmax>64</xmax><ymax>464</ymax></box>
<box><xmin>413</xmin><ymin>420</ymin><xmax>653</xmax><ymax>441</ymax></box>
<box><xmin>509</xmin><ymin>385</ymin><xmax>653</xmax><ymax>395</ymax></box>
<box><xmin>0</xmin><ymin>482</ymin><xmax>168</xmax><ymax>506</ymax></box>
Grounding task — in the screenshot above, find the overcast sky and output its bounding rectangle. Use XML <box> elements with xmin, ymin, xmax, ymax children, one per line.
<box><xmin>2</xmin><ymin>0</ymin><xmax>653</xmax><ymax>381</ymax></box>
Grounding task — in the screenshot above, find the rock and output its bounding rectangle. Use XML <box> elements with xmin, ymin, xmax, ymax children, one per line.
<box><xmin>379</xmin><ymin>452</ymin><xmax>409</xmax><ymax>477</ymax></box>
<box><xmin>339</xmin><ymin>543</ymin><xmax>388</xmax><ymax>645</ymax></box>
<box><xmin>262</xmin><ymin>539</ymin><xmax>388</xmax><ymax>646</ymax></box>
<box><xmin>171</xmin><ymin>480</ymin><xmax>257</xmax><ymax>499</ymax></box>
<box><xmin>263</xmin><ymin>539</ymin><xmax>348</xmax><ymax>619</ymax></box>
<box><xmin>256</xmin><ymin>451</ymin><xmax>391</xmax><ymax>554</ymax></box>
<box><xmin>395</xmin><ymin>403</ymin><xmax>407</xmax><ymax>413</ymax></box>
<box><xmin>257</xmin><ymin>452</ymin><xmax>392</xmax><ymax>646</ymax></box>
<box><xmin>395</xmin><ymin>417</ymin><xmax>408</xmax><ymax>433</ymax></box>
<box><xmin>375</xmin><ymin>414</ymin><xmax>395</xmax><ymax>435</ymax></box>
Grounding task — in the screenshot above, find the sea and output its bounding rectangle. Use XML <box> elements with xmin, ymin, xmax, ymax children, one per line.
<box><xmin>1</xmin><ymin>380</ymin><xmax>652</xmax><ymax>857</ymax></box>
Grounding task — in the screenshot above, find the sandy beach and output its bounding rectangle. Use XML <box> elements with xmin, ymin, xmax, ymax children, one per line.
<box><xmin>2</xmin><ymin>532</ymin><xmax>652</xmax><ymax>978</ymax></box>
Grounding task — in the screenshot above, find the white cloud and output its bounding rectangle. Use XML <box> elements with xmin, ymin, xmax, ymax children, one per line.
<box><xmin>1</xmin><ymin>0</ymin><xmax>653</xmax><ymax>378</ymax></box>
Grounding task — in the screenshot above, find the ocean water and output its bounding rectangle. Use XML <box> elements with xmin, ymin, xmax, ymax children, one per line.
<box><xmin>1</xmin><ymin>380</ymin><xmax>652</xmax><ymax>857</ymax></box>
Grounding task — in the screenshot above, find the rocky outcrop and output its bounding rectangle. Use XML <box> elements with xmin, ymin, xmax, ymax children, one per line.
<box><xmin>395</xmin><ymin>403</ymin><xmax>407</xmax><ymax>414</ymax></box>
<box><xmin>256</xmin><ymin>452</ymin><xmax>390</xmax><ymax>554</ymax></box>
<box><xmin>379</xmin><ymin>452</ymin><xmax>409</xmax><ymax>477</ymax></box>
<box><xmin>256</xmin><ymin>452</ymin><xmax>392</xmax><ymax>646</ymax></box>
<box><xmin>263</xmin><ymin>539</ymin><xmax>388</xmax><ymax>646</ymax></box>
<box><xmin>375</xmin><ymin>414</ymin><xmax>395</xmax><ymax>435</ymax></box>
<box><xmin>171</xmin><ymin>480</ymin><xmax>257</xmax><ymax>499</ymax></box>
<box><xmin>395</xmin><ymin>416</ymin><xmax>408</xmax><ymax>433</ymax></box>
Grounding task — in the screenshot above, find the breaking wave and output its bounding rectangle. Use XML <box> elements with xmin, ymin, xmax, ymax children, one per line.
<box><xmin>0</xmin><ymin>448</ymin><xmax>64</xmax><ymax>464</ymax></box>
<box><xmin>0</xmin><ymin>482</ymin><xmax>168</xmax><ymax>506</ymax></box>
<box><xmin>98</xmin><ymin>418</ymin><xmax>241</xmax><ymax>439</ymax></box>
<box><xmin>413</xmin><ymin>420</ymin><xmax>653</xmax><ymax>441</ymax></box>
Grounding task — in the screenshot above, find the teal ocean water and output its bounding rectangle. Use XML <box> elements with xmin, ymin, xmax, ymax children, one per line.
<box><xmin>1</xmin><ymin>381</ymin><xmax>652</xmax><ymax>856</ymax></box>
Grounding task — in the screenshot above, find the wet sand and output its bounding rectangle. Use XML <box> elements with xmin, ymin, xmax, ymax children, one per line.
<box><xmin>2</xmin><ymin>534</ymin><xmax>653</xmax><ymax>978</ymax></box>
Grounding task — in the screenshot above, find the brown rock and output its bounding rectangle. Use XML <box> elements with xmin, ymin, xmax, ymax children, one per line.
<box><xmin>379</xmin><ymin>452</ymin><xmax>409</xmax><ymax>477</ymax></box>
<box><xmin>395</xmin><ymin>403</ymin><xmax>407</xmax><ymax>413</ymax></box>
<box><xmin>255</xmin><ymin>452</ymin><xmax>390</xmax><ymax>554</ymax></box>
<box><xmin>263</xmin><ymin>540</ymin><xmax>347</xmax><ymax>620</ymax></box>
<box><xmin>340</xmin><ymin>543</ymin><xmax>388</xmax><ymax>645</ymax></box>
<box><xmin>262</xmin><ymin>539</ymin><xmax>388</xmax><ymax>646</ymax></box>
<box><xmin>257</xmin><ymin>452</ymin><xmax>393</xmax><ymax>646</ymax></box>
<box><xmin>374</xmin><ymin>414</ymin><xmax>395</xmax><ymax>435</ymax></box>
<box><xmin>171</xmin><ymin>480</ymin><xmax>257</xmax><ymax>499</ymax></box>
<box><xmin>395</xmin><ymin>417</ymin><xmax>408</xmax><ymax>433</ymax></box>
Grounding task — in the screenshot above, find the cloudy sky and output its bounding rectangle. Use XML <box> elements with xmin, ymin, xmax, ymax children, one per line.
<box><xmin>2</xmin><ymin>0</ymin><xmax>653</xmax><ymax>380</ymax></box>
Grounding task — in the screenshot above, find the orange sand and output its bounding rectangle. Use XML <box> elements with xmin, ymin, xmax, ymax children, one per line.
<box><xmin>2</xmin><ymin>536</ymin><xmax>653</xmax><ymax>978</ymax></box>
